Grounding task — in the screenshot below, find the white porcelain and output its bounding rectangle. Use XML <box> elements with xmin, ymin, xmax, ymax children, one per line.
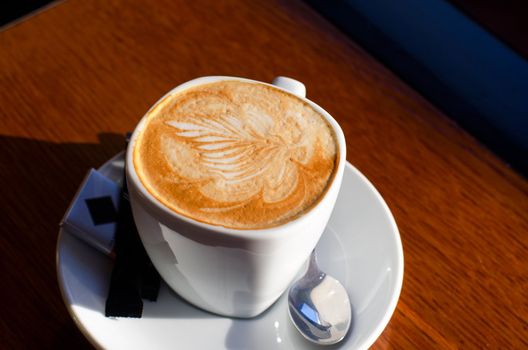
<box><xmin>125</xmin><ymin>76</ymin><xmax>347</xmax><ymax>318</ymax></box>
<box><xmin>56</xmin><ymin>152</ymin><xmax>403</xmax><ymax>350</ymax></box>
<box><xmin>271</xmin><ymin>76</ymin><xmax>306</xmax><ymax>97</ymax></box>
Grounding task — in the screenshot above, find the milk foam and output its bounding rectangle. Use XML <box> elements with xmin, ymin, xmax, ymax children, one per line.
<box><xmin>134</xmin><ymin>80</ymin><xmax>338</xmax><ymax>229</ymax></box>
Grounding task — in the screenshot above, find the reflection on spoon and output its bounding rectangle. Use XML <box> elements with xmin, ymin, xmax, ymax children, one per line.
<box><xmin>288</xmin><ymin>250</ymin><xmax>352</xmax><ymax>345</ymax></box>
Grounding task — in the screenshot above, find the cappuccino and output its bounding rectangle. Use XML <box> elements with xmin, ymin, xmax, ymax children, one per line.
<box><xmin>133</xmin><ymin>80</ymin><xmax>338</xmax><ymax>229</ymax></box>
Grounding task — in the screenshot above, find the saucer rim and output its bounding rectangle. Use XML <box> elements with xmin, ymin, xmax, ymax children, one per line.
<box><xmin>56</xmin><ymin>229</ymin><xmax>101</xmax><ymax>349</ymax></box>
<box><xmin>349</xmin><ymin>163</ymin><xmax>404</xmax><ymax>349</ymax></box>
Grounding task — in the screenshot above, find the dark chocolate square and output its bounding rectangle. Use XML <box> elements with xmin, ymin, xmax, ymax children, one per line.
<box><xmin>105</xmin><ymin>286</ymin><xmax>143</xmax><ymax>318</ymax></box>
<box><xmin>85</xmin><ymin>196</ymin><xmax>117</xmax><ymax>225</ymax></box>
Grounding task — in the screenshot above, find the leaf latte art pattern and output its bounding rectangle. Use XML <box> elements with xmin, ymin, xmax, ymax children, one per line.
<box><xmin>134</xmin><ymin>81</ymin><xmax>338</xmax><ymax>229</ymax></box>
<box><xmin>164</xmin><ymin>111</ymin><xmax>308</xmax><ymax>206</ymax></box>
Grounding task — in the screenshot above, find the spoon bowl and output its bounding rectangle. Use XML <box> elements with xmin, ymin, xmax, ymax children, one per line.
<box><xmin>288</xmin><ymin>250</ymin><xmax>352</xmax><ymax>345</ymax></box>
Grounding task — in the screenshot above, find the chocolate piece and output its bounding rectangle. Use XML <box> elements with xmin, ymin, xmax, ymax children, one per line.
<box><xmin>105</xmin><ymin>136</ymin><xmax>161</xmax><ymax>318</ymax></box>
<box><xmin>105</xmin><ymin>183</ymin><xmax>146</xmax><ymax>317</ymax></box>
<box><xmin>140</xmin><ymin>261</ymin><xmax>161</xmax><ymax>302</ymax></box>
<box><xmin>104</xmin><ymin>281</ymin><xmax>143</xmax><ymax>318</ymax></box>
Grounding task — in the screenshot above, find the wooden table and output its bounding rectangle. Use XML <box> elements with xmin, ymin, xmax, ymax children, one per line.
<box><xmin>1</xmin><ymin>0</ymin><xmax>526</xmax><ymax>348</ymax></box>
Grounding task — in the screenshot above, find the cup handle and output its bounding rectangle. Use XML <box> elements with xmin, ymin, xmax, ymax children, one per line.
<box><xmin>272</xmin><ymin>76</ymin><xmax>306</xmax><ymax>98</ymax></box>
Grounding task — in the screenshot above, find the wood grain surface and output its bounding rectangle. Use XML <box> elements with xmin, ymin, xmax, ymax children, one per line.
<box><xmin>1</xmin><ymin>0</ymin><xmax>527</xmax><ymax>348</ymax></box>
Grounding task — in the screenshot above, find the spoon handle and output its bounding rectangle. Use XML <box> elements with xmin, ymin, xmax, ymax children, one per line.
<box><xmin>306</xmin><ymin>250</ymin><xmax>325</xmax><ymax>280</ymax></box>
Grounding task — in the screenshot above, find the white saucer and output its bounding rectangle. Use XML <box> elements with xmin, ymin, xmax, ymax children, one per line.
<box><xmin>56</xmin><ymin>152</ymin><xmax>403</xmax><ymax>350</ymax></box>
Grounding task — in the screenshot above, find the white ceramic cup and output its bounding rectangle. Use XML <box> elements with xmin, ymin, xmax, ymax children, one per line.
<box><xmin>126</xmin><ymin>76</ymin><xmax>346</xmax><ymax>318</ymax></box>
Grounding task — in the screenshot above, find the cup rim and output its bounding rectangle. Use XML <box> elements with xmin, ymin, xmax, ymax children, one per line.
<box><xmin>126</xmin><ymin>76</ymin><xmax>347</xmax><ymax>239</ymax></box>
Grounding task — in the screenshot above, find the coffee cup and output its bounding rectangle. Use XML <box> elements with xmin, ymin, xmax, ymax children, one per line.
<box><xmin>126</xmin><ymin>76</ymin><xmax>346</xmax><ymax>318</ymax></box>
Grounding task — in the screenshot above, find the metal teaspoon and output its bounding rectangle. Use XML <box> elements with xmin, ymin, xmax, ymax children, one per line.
<box><xmin>288</xmin><ymin>250</ymin><xmax>352</xmax><ymax>345</ymax></box>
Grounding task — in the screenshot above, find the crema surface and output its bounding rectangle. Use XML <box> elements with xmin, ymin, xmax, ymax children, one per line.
<box><xmin>134</xmin><ymin>81</ymin><xmax>338</xmax><ymax>229</ymax></box>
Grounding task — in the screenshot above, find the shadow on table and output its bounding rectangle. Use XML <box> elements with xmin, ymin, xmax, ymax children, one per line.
<box><xmin>0</xmin><ymin>133</ymin><xmax>124</xmax><ymax>348</ymax></box>
<box><xmin>52</xmin><ymin>320</ymin><xmax>94</xmax><ymax>350</ymax></box>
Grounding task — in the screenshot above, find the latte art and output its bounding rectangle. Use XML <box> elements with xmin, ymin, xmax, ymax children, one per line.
<box><xmin>164</xmin><ymin>110</ymin><xmax>312</xmax><ymax>205</ymax></box>
<box><xmin>134</xmin><ymin>80</ymin><xmax>338</xmax><ymax>229</ymax></box>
